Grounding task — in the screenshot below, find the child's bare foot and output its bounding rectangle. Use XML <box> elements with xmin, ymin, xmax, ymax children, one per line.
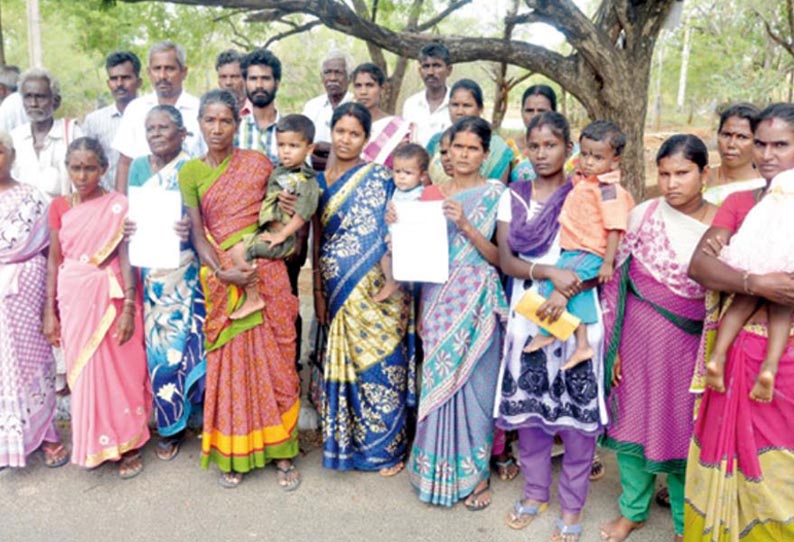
<box><xmin>229</xmin><ymin>296</ymin><xmax>265</xmax><ymax>320</ymax></box>
<box><xmin>373</xmin><ymin>280</ymin><xmax>400</xmax><ymax>302</ymax></box>
<box><xmin>523</xmin><ymin>334</ymin><xmax>556</xmax><ymax>353</ymax></box>
<box><xmin>750</xmin><ymin>369</ymin><xmax>776</xmax><ymax>403</ymax></box>
<box><xmin>561</xmin><ymin>345</ymin><xmax>595</xmax><ymax>371</ymax></box>
<box><xmin>705</xmin><ymin>354</ymin><xmax>726</xmax><ymax>392</ymax></box>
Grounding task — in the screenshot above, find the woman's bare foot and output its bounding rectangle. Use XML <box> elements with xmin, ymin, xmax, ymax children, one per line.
<box><xmin>229</xmin><ymin>292</ymin><xmax>265</xmax><ymax>320</ymax></box>
<box><xmin>373</xmin><ymin>280</ymin><xmax>400</xmax><ymax>303</ymax></box>
<box><xmin>599</xmin><ymin>515</ymin><xmax>645</xmax><ymax>542</ymax></box>
<box><xmin>561</xmin><ymin>346</ymin><xmax>595</xmax><ymax>371</ymax></box>
<box><xmin>524</xmin><ymin>334</ymin><xmax>556</xmax><ymax>353</ymax></box>
<box><xmin>749</xmin><ymin>369</ymin><xmax>775</xmax><ymax>402</ymax></box>
<box><xmin>705</xmin><ymin>353</ymin><xmax>726</xmax><ymax>392</ymax></box>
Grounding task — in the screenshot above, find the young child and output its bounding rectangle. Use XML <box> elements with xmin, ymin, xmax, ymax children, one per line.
<box><xmin>525</xmin><ymin>120</ymin><xmax>635</xmax><ymax>369</ymax></box>
<box><xmin>705</xmin><ymin>168</ymin><xmax>794</xmax><ymax>402</ymax></box>
<box><xmin>373</xmin><ymin>143</ymin><xmax>430</xmax><ymax>302</ymax></box>
<box><xmin>228</xmin><ymin>114</ymin><xmax>320</xmax><ymax>320</ymax></box>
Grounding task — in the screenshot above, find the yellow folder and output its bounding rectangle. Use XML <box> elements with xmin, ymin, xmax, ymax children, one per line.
<box><xmin>515</xmin><ymin>290</ymin><xmax>581</xmax><ymax>341</ymax></box>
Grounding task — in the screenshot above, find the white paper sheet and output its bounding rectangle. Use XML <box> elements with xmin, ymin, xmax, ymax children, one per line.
<box><xmin>391</xmin><ymin>201</ymin><xmax>449</xmax><ymax>283</ymax></box>
<box><xmin>127</xmin><ymin>186</ymin><xmax>182</xmax><ymax>269</ymax></box>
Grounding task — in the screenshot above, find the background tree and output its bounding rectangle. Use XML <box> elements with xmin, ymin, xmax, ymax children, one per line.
<box><xmin>117</xmin><ymin>0</ymin><xmax>683</xmax><ymax>199</ymax></box>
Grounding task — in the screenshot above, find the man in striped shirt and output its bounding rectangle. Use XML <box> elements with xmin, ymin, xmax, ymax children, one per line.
<box><xmin>82</xmin><ymin>51</ymin><xmax>142</xmax><ymax>190</ymax></box>
<box><xmin>235</xmin><ymin>48</ymin><xmax>281</xmax><ymax>165</ymax></box>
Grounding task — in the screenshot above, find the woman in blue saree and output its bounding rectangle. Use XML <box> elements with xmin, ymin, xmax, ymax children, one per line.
<box><xmin>314</xmin><ymin>102</ymin><xmax>415</xmax><ymax>475</ymax></box>
<box><xmin>126</xmin><ymin>105</ymin><xmax>206</xmax><ymax>460</ymax></box>
<box><xmin>408</xmin><ymin>116</ymin><xmax>507</xmax><ymax>509</ymax></box>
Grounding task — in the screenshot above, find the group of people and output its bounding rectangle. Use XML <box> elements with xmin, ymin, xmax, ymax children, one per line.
<box><xmin>1</xmin><ymin>36</ymin><xmax>792</xmax><ymax>542</ymax></box>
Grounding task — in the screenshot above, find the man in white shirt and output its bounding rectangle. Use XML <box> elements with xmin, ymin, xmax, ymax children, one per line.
<box><xmin>302</xmin><ymin>49</ymin><xmax>353</xmax><ymax>170</ymax></box>
<box><xmin>11</xmin><ymin>68</ymin><xmax>82</xmax><ymax>200</ymax></box>
<box><xmin>402</xmin><ymin>43</ymin><xmax>453</xmax><ymax>147</ymax></box>
<box><xmin>113</xmin><ymin>40</ymin><xmax>205</xmax><ymax>193</ymax></box>
<box><xmin>82</xmin><ymin>51</ymin><xmax>142</xmax><ymax>190</ymax></box>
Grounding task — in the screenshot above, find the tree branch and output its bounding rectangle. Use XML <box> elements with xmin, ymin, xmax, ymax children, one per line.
<box><xmin>758</xmin><ymin>7</ymin><xmax>794</xmax><ymax>58</ymax></box>
<box><xmin>415</xmin><ymin>0</ymin><xmax>471</xmax><ymax>32</ymax></box>
<box><xmin>263</xmin><ymin>20</ymin><xmax>323</xmax><ymax>47</ymax></box>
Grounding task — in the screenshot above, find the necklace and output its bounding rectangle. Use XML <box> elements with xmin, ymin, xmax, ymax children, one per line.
<box><xmin>71</xmin><ymin>187</ymin><xmax>106</xmax><ymax>207</ymax></box>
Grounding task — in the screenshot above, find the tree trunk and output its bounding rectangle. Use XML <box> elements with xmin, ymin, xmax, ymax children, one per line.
<box><xmin>490</xmin><ymin>63</ymin><xmax>509</xmax><ymax>130</ymax></box>
<box><xmin>0</xmin><ymin>2</ymin><xmax>6</xmax><ymax>66</ymax></box>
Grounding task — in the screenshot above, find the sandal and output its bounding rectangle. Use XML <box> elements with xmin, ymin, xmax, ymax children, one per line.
<box><xmin>656</xmin><ymin>486</ymin><xmax>671</xmax><ymax>508</ymax></box>
<box><xmin>379</xmin><ymin>461</ymin><xmax>404</xmax><ymax>477</ymax></box>
<box><xmin>119</xmin><ymin>451</ymin><xmax>143</xmax><ymax>480</ymax></box>
<box><xmin>276</xmin><ymin>461</ymin><xmax>301</xmax><ymax>492</ymax></box>
<box><xmin>551</xmin><ymin>517</ymin><xmax>583</xmax><ymax>542</ymax></box>
<box><xmin>155</xmin><ymin>434</ymin><xmax>184</xmax><ymax>462</ymax></box>
<box><xmin>464</xmin><ymin>478</ymin><xmax>491</xmax><ymax>512</ymax></box>
<box><xmin>506</xmin><ymin>500</ymin><xmax>548</xmax><ymax>530</ymax></box>
<box><xmin>590</xmin><ymin>454</ymin><xmax>605</xmax><ymax>481</ymax></box>
<box><xmin>219</xmin><ymin>471</ymin><xmax>243</xmax><ymax>488</ymax></box>
<box><xmin>41</xmin><ymin>442</ymin><xmax>69</xmax><ymax>468</ymax></box>
<box><xmin>494</xmin><ymin>456</ymin><xmax>520</xmax><ymax>481</ymax></box>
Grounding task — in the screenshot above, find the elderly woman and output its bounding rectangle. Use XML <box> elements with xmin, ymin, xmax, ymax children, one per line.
<box><xmin>685</xmin><ymin>103</ymin><xmax>794</xmax><ymax>541</ymax></box>
<box><xmin>496</xmin><ymin>112</ymin><xmax>604</xmax><ymax>542</ymax></box>
<box><xmin>598</xmin><ymin>135</ymin><xmax>717</xmax><ymax>542</ymax></box>
<box><xmin>314</xmin><ymin>102</ymin><xmax>414</xmax><ymax>475</ymax></box>
<box><xmin>44</xmin><ymin>137</ymin><xmax>150</xmax><ymax>478</ymax></box>
<box><xmin>0</xmin><ymin>132</ymin><xmax>68</xmax><ymax>468</ymax></box>
<box><xmin>179</xmin><ymin>90</ymin><xmax>300</xmax><ymax>489</ymax></box>
<box><xmin>352</xmin><ymin>63</ymin><xmax>412</xmax><ymax>167</ymax></box>
<box><xmin>703</xmin><ymin>102</ymin><xmax>763</xmax><ymax>205</ymax></box>
<box><xmin>426</xmin><ymin>79</ymin><xmax>514</xmax><ymax>185</ymax></box>
<box><xmin>126</xmin><ymin>105</ymin><xmax>206</xmax><ymax>461</ymax></box>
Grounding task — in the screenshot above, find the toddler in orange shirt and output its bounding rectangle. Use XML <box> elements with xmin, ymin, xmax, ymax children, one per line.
<box><xmin>525</xmin><ymin>120</ymin><xmax>635</xmax><ymax>369</ymax></box>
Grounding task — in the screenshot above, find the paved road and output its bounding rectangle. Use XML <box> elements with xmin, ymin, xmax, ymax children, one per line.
<box><xmin>1</xmin><ymin>271</ymin><xmax>677</xmax><ymax>542</ymax></box>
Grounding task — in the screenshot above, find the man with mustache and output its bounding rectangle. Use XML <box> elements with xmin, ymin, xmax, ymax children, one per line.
<box><xmin>82</xmin><ymin>51</ymin><xmax>142</xmax><ymax>190</ymax></box>
<box><xmin>236</xmin><ymin>48</ymin><xmax>281</xmax><ymax>165</ymax></box>
<box><xmin>302</xmin><ymin>49</ymin><xmax>353</xmax><ymax>170</ymax></box>
<box><xmin>10</xmin><ymin>68</ymin><xmax>82</xmax><ymax>200</ymax></box>
<box><xmin>402</xmin><ymin>42</ymin><xmax>453</xmax><ymax>147</ymax></box>
<box><xmin>112</xmin><ymin>40</ymin><xmax>205</xmax><ymax>193</ymax></box>
<box><xmin>216</xmin><ymin>49</ymin><xmax>251</xmax><ymax>117</ymax></box>
<box><xmin>237</xmin><ymin>48</ymin><xmax>309</xmax><ymax>369</ymax></box>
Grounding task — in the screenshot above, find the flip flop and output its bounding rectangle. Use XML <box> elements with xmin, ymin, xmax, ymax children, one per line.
<box><xmin>655</xmin><ymin>487</ymin><xmax>671</xmax><ymax>508</ymax></box>
<box><xmin>119</xmin><ymin>452</ymin><xmax>143</xmax><ymax>480</ymax></box>
<box><xmin>494</xmin><ymin>456</ymin><xmax>520</xmax><ymax>481</ymax></box>
<box><xmin>276</xmin><ymin>462</ymin><xmax>302</xmax><ymax>492</ymax></box>
<box><xmin>219</xmin><ymin>471</ymin><xmax>243</xmax><ymax>489</ymax></box>
<box><xmin>379</xmin><ymin>461</ymin><xmax>405</xmax><ymax>477</ymax></box>
<box><xmin>464</xmin><ymin>479</ymin><xmax>491</xmax><ymax>512</ymax></box>
<box><xmin>506</xmin><ymin>500</ymin><xmax>548</xmax><ymax>530</ymax></box>
<box><xmin>551</xmin><ymin>517</ymin><xmax>583</xmax><ymax>542</ymax></box>
<box><xmin>41</xmin><ymin>443</ymin><xmax>69</xmax><ymax>468</ymax></box>
<box><xmin>155</xmin><ymin>434</ymin><xmax>184</xmax><ymax>462</ymax></box>
<box><xmin>590</xmin><ymin>455</ymin><xmax>605</xmax><ymax>481</ymax></box>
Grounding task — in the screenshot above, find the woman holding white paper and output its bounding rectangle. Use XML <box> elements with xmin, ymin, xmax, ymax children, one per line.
<box><xmin>126</xmin><ymin>105</ymin><xmax>206</xmax><ymax>461</ymax></box>
<box><xmin>494</xmin><ymin>112</ymin><xmax>604</xmax><ymax>541</ymax></box>
<box><xmin>408</xmin><ymin>116</ymin><xmax>507</xmax><ymax>510</ymax></box>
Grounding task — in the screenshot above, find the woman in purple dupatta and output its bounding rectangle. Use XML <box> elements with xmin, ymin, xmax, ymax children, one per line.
<box><xmin>0</xmin><ymin>133</ymin><xmax>66</xmax><ymax>468</ymax></box>
<box><xmin>495</xmin><ymin>112</ymin><xmax>606</xmax><ymax>541</ymax></box>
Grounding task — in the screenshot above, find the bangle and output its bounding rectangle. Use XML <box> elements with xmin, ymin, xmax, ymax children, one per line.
<box><xmin>742</xmin><ymin>271</ymin><xmax>754</xmax><ymax>295</ymax></box>
<box><xmin>529</xmin><ymin>262</ymin><xmax>537</xmax><ymax>282</ymax></box>
<box><xmin>124</xmin><ymin>286</ymin><xmax>135</xmax><ymax>292</ymax></box>
<box><xmin>123</xmin><ymin>298</ymin><xmax>135</xmax><ymax>306</ymax></box>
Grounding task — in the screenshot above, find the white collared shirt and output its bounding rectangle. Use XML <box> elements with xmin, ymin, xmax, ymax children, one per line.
<box><xmin>82</xmin><ymin>103</ymin><xmax>123</xmax><ymax>190</ymax></box>
<box><xmin>112</xmin><ymin>91</ymin><xmax>206</xmax><ymax>160</ymax></box>
<box><xmin>0</xmin><ymin>92</ymin><xmax>29</xmax><ymax>134</ymax></box>
<box><xmin>402</xmin><ymin>88</ymin><xmax>451</xmax><ymax>147</ymax></box>
<box><xmin>11</xmin><ymin>118</ymin><xmax>84</xmax><ymax>200</ymax></box>
<box><xmin>302</xmin><ymin>92</ymin><xmax>352</xmax><ymax>143</ymax></box>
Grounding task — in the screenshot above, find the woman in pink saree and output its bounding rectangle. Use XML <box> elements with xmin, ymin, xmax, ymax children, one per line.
<box><xmin>0</xmin><ymin>131</ymin><xmax>67</xmax><ymax>468</ymax></box>
<box><xmin>43</xmin><ymin>137</ymin><xmax>150</xmax><ymax>478</ymax></box>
